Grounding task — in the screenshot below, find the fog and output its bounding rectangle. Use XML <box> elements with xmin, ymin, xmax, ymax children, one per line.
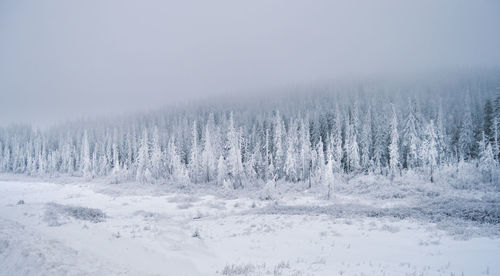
<box><xmin>1</xmin><ymin>0</ymin><xmax>499</xmax><ymax>126</ymax></box>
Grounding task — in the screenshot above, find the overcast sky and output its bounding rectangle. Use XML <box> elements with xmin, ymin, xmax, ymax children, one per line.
<box><xmin>1</xmin><ymin>0</ymin><xmax>500</xmax><ymax>125</ymax></box>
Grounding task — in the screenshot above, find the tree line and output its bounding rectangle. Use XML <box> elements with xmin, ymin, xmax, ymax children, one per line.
<box><xmin>0</xmin><ymin>72</ymin><xmax>499</xmax><ymax>188</ymax></box>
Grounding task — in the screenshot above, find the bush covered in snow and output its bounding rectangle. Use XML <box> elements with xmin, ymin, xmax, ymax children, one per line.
<box><xmin>44</xmin><ymin>203</ymin><xmax>106</xmax><ymax>226</ymax></box>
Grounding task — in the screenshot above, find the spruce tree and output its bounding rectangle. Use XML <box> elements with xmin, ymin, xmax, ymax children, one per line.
<box><xmin>81</xmin><ymin>130</ymin><xmax>92</xmax><ymax>179</ymax></box>
<box><xmin>201</xmin><ymin>121</ymin><xmax>217</xmax><ymax>182</ymax></box>
<box><xmin>402</xmin><ymin>98</ymin><xmax>420</xmax><ymax>169</ymax></box>
<box><xmin>388</xmin><ymin>104</ymin><xmax>399</xmax><ymax>180</ymax></box>
<box><xmin>421</xmin><ymin>120</ymin><xmax>438</xmax><ymax>183</ymax></box>
<box><xmin>150</xmin><ymin>126</ymin><xmax>163</xmax><ymax>180</ymax></box>
<box><xmin>459</xmin><ymin>100</ymin><xmax>474</xmax><ymax>160</ymax></box>
<box><xmin>479</xmin><ymin>142</ymin><xmax>496</xmax><ymax>184</ymax></box>
<box><xmin>360</xmin><ymin>106</ymin><xmax>372</xmax><ymax>173</ymax></box>
<box><xmin>136</xmin><ymin>129</ymin><xmax>150</xmax><ymax>183</ymax></box>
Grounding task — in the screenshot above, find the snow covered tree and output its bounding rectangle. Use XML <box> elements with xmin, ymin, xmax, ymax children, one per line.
<box><xmin>284</xmin><ymin>120</ymin><xmax>299</xmax><ymax>182</ymax></box>
<box><xmin>345</xmin><ymin>108</ymin><xmax>360</xmax><ymax>173</ymax></box>
<box><xmin>136</xmin><ymin>129</ymin><xmax>150</xmax><ymax>183</ymax></box>
<box><xmin>2</xmin><ymin>143</ymin><xmax>10</xmax><ymax>172</ymax></box>
<box><xmin>348</xmin><ymin>134</ymin><xmax>360</xmax><ymax>173</ymax></box>
<box><xmin>478</xmin><ymin>132</ymin><xmax>487</xmax><ymax>158</ymax></box>
<box><xmin>243</xmin><ymin>140</ymin><xmax>258</xmax><ymax>180</ymax></box>
<box><xmin>493</xmin><ymin>116</ymin><xmax>499</xmax><ymax>161</ymax></box>
<box><xmin>47</xmin><ymin>151</ymin><xmax>58</xmax><ymax>177</ymax></box>
<box><xmin>331</xmin><ymin>105</ymin><xmax>343</xmax><ymax>173</ymax></box>
<box><xmin>371</xmin><ymin>107</ymin><xmax>387</xmax><ymax>174</ymax></box>
<box><xmin>359</xmin><ymin>106</ymin><xmax>372</xmax><ymax>173</ymax></box>
<box><xmin>201</xmin><ymin>118</ymin><xmax>217</xmax><ymax>182</ymax></box>
<box><xmin>299</xmin><ymin>119</ymin><xmax>312</xmax><ymax>181</ymax></box>
<box><xmin>479</xmin><ymin>142</ymin><xmax>496</xmax><ymax>184</ymax></box>
<box><xmin>388</xmin><ymin>104</ymin><xmax>399</xmax><ymax>180</ymax></box>
<box><xmin>401</xmin><ymin>98</ymin><xmax>421</xmax><ymax>169</ymax></box>
<box><xmin>225</xmin><ymin>113</ymin><xmax>243</xmax><ymax>189</ymax></box>
<box><xmin>324</xmin><ymin>149</ymin><xmax>335</xmax><ymax>200</ymax></box>
<box><xmin>188</xmin><ymin>121</ymin><xmax>202</xmax><ymax>183</ymax></box>
<box><xmin>61</xmin><ymin>138</ymin><xmax>74</xmax><ymax>175</ymax></box>
<box><xmin>312</xmin><ymin>137</ymin><xmax>325</xmax><ymax>185</ymax></box>
<box><xmin>435</xmin><ymin>100</ymin><xmax>447</xmax><ymax>165</ymax></box>
<box><xmin>81</xmin><ymin>130</ymin><xmax>92</xmax><ymax>179</ymax></box>
<box><xmin>273</xmin><ymin>111</ymin><xmax>285</xmax><ymax>179</ymax></box>
<box><xmin>217</xmin><ymin>154</ymin><xmax>227</xmax><ymax>188</ymax></box>
<box><xmin>264</xmin><ymin>128</ymin><xmax>273</xmax><ymax>181</ymax></box>
<box><xmin>458</xmin><ymin>100</ymin><xmax>475</xmax><ymax>160</ymax></box>
<box><xmin>97</xmin><ymin>142</ymin><xmax>109</xmax><ymax>176</ymax></box>
<box><xmin>351</xmin><ymin>99</ymin><xmax>360</xmax><ymax>138</ymax></box>
<box><xmin>484</xmin><ymin>99</ymin><xmax>494</xmax><ymax>143</ymax></box>
<box><xmin>495</xmin><ymin>92</ymin><xmax>500</xmax><ymax>160</ymax></box>
<box><xmin>112</xmin><ymin>142</ymin><xmax>120</xmax><ymax>174</ymax></box>
<box><xmin>150</xmin><ymin>126</ymin><xmax>163</xmax><ymax>180</ymax></box>
<box><xmin>166</xmin><ymin>137</ymin><xmax>189</xmax><ymax>185</ymax></box>
<box><xmin>26</xmin><ymin>150</ymin><xmax>35</xmax><ymax>176</ymax></box>
<box><xmin>421</xmin><ymin>120</ymin><xmax>438</xmax><ymax>183</ymax></box>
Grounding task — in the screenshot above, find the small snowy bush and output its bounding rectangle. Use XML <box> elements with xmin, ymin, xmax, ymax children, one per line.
<box><xmin>44</xmin><ymin>203</ymin><xmax>106</xmax><ymax>226</ymax></box>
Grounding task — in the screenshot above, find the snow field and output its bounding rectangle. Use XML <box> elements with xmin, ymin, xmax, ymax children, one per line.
<box><xmin>1</xmin><ymin>179</ymin><xmax>499</xmax><ymax>275</ymax></box>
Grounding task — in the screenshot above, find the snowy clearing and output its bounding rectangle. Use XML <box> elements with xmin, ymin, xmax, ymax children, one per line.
<box><xmin>1</xmin><ymin>177</ymin><xmax>499</xmax><ymax>276</ymax></box>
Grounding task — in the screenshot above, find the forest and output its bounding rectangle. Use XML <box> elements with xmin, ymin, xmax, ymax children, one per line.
<box><xmin>1</xmin><ymin>71</ymin><xmax>499</xmax><ymax>190</ymax></box>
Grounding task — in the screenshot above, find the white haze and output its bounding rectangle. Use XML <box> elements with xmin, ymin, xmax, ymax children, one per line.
<box><xmin>1</xmin><ymin>0</ymin><xmax>499</xmax><ymax>125</ymax></box>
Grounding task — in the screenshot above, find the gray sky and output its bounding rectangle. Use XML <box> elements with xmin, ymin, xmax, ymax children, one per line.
<box><xmin>1</xmin><ymin>0</ymin><xmax>500</xmax><ymax>125</ymax></box>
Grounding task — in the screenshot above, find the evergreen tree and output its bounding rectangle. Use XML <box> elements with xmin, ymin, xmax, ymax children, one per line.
<box><xmin>345</xmin><ymin>108</ymin><xmax>360</xmax><ymax>172</ymax></box>
<box><xmin>331</xmin><ymin>105</ymin><xmax>343</xmax><ymax>173</ymax></box>
<box><xmin>273</xmin><ymin>111</ymin><xmax>285</xmax><ymax>179</ymax></box>
<box><xmin>324</xmin><ymin>148</ymin><xmax>335</xmax><ymax>200</ymax></box>
<box><xmin>217</xmin><ymin>154</ymin><xmax>227</xmax><ymax>187</ymax></box>
<box><xmin>435</xmin><ymin>100</ymin><xmax>447</xmax><ymax>165</ymax></box>
<box><xmin>401</xmin><ymin>98</ymin><xmax>421</xmax><ymax>169</ymax></box>
<box><xmin>494</xmin><ymin>91</ymin><xmax>500</xmax><ymax>160</ymax></box>
<box><xmin>360</xmin><ymin>106</ymin><xmax>372</xmax><ymax>173</ymax></box>
<box><xmin>2</xmin><ymin>143</ymin><xmax>10</xmax><ymax>172</ymax></box>
<box><xmin>62</xmin><ymin>138</ymin><xmax>74</xmax><ymax>175</ymax></box>
<box><xmin>167</xmin><ymin>137</ymin><xmax>189</xmax><ymax>185</ymax></box>
<box><xmin>479</xmin><ymin>142</ymin><xmax>496</xmax><ymax>184</ymax></box>
<box><xmin>112</xmin><ymin>142</ymin><xmax>121</xmax><ymax>174</ymax></box>
<box><xmin>343</xmin><ymin>114</ymin><xmax>350</xmax><ymax>173</ymax></box>
<box><xmin>81</xmin><ymin>130</ymin><xmax>92</xmax><ymax>179</ymax></box>
<box><xmin>493</xmin><ymin>116</ymin><xmax>499</xmax><ymax>161</ymax></box>
<box><xmin>136</xmin><ymin>129</ymin><xmax>150</xmax><ymax>183</ymax></box>
<box><xmin>299</xmin><ymin>119</ymin><xmax>312</xmax><ymax>181</ymax></box>
<box><xmin>225</xmin><ymin>113</ymin><xmax>243</xmax><ymax>189</ymax></box>
<box><xmin>372</xmin><ymin>106</ymin><xmax>387</xmax><ymax>174</ymax></box>
<box><xmin>150</xmin><ymin>126</ymin><xmax>163</xmax><ymax>180</ymax></box>
<box><xmin>421</xmin><ymin>120</ymin><xmax>438</xmax><ymax>183</ymax></box>
<box><xmin>188</xmin><ymin>121</ymin><xmax>202</xmax><ymax>183</ymax></box>
<box><xmin>312</xmin><ymin>137</ymin><xmax>325</xmax><ymax>185</ymax></box>
<box><xmin>264</xmin><ymin>128</ymin><xmax>273</xmax><ymax>181</ymax></box>
<box><xmin>388</xmin><ymin>104</ymin><xmax>400</xmax><ymax>179</ymax></box>
<box><xmin>458</xmin><ymin>100</ymin><xmax>474</xmax><ymax>160</ymax></box>
<box><xmin>484</xmin><ymin>99</ymin><xmax>494</xmax><ymax>143</ymax></box>
<box><xmin>201</xmin><ymin>120</ymin><xmax>217</xmax><ymax>182</ymax></box>
<box><xmin>97</xmin><ymin>142</ymin><xmax>109</xmax><ymax>176</ymax></box>
<box><xmin>243</xmin><ymin>140</ymin><xmax>258</xmax><ymax>180</ymax></box>
<box><xmin>26</xmin><ymin>149</ymin><xmax>35</xmax><ymax>176</ymax></box>
<box><xmin>284</xmin><ymin>120</ymin><xmax>299</xmax><ymax>182</ymax></box>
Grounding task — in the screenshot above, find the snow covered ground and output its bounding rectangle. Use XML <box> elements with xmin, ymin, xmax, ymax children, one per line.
<box><xmin>0</xmin><ymin>176</ymin><xmax>499</xmax><ymax>276</ymax></box>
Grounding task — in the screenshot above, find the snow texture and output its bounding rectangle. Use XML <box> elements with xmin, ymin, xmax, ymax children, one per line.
<box><xmin>1</xmin><ymin>177</ymin><xmax>499</xmax><ymax>275</ymax></box>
